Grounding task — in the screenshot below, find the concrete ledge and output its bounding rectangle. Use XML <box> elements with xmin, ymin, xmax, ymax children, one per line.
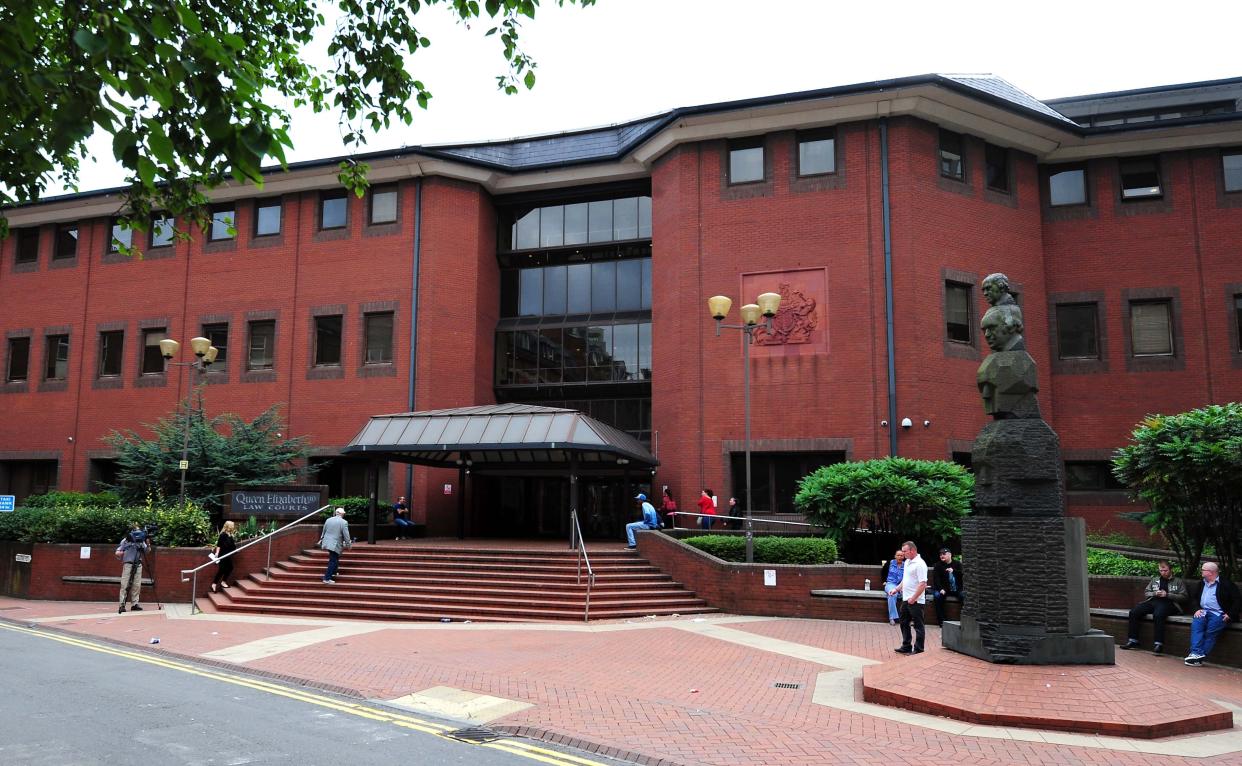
<box><xmin>62</xmin><ymin>575</ymin><xmax>154</xmax><ymax>586</ymax></box>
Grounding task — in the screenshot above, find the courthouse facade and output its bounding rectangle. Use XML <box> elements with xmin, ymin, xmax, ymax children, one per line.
<box><xmin>2</xmin><ymin>73</ymin><xmax>1241</xmax><ymax>538</ymax></box>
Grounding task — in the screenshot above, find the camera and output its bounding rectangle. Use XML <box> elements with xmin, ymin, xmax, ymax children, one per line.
<box><xmin>128</xmin><ymin>523</ymin><xmax>160</xmax><ymax>544</ymax></box>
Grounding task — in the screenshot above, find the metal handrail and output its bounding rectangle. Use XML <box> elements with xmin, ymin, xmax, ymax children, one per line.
<box><xmin>569</xmin><ymin>510</ymin><xmax>596</xmax><ymax>622</ymax></box>
<box><xmin>181</xmin><ymin>504</ymin><xmax>332</xmax><ymax>615</ymax></box>
<box><xmin>670</xmin><ymin>511</ymin><xmax>818</xmax><ymax>529</ymax></box>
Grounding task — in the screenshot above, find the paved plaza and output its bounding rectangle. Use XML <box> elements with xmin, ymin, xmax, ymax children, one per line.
<box><xmin>3</xmin><ymin>596</ymin><xmax>1241</xmax><ymax>765</ymax></box>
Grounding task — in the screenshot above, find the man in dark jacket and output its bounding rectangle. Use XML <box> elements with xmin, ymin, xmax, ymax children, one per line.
<box><xmin>1120</xmin><ymin>560</ymin><xmax>1188</xmax><ymax>654</ymax></box>
<box><xmin>931</xmin><ymin>548</ymin><xmax>965</xmax><ymax>624</ymax></box>
<box><xmin>1184</xmin><ymin>561</ymin><xmax>1241</xmax><ymax>666</ymax></box>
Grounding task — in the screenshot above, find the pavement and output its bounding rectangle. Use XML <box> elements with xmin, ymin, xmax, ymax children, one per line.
<box><xmin>4</xmin><ymin>596</ymin><xmax>1242</xmax><ymax>766</ymax></box>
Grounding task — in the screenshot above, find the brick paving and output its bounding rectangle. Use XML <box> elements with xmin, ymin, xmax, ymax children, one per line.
<box><xmin>3</xmin><ymin>596</ymin><xmax>1241</xmax><ymax>765</ymax></box>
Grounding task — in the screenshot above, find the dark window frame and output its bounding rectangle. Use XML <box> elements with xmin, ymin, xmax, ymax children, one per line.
<box><xmin>43</xmin><ymin>333</ymin><xmax>69</xmax><ymax>382</ymax></box>
<box><xmin>984</xmin><ymin>143</ymin><xmax>1010</xmax><ymax>194</ymax></box>
<box><xmin>14</xmin><ymin>227</ymin><xmax>40</xmax><ymax>266</ymax></box>
<box><xmin>319</xmin><ymin>190</ymin><xmax>349</xmax><ymax>231</ymax></box>
<box><xmin>1046</xmin><ymin>164</ymin><xmax>1090</xmax><ymax>208</ymax></box>
<box><xmin>1064</xmin><ymin>461</ymin><xmax>1126</xmax><ymax>492</ymax></box>
<box><xmin>727</xmin><ymin>137</ymin><xmax>766</xmax><ymax>185</ymax></box>
<box><xmin>1223</xmin><ymin>149</ymin><xmax>1242</xmax><ymax>194</ymax></box>
<box><xmin>1128</xmin><ymin>299</ymin><xmax>1174</xmax><ymax>357</ymax></box>
<box><xmin>149</xmin><ymin>215</ymin><xmax>176</xmax><ymax>249</ymax></box>
<box><xmin>53</xmin><ymin>225</ymin><xmax>79</xmax><ymax>261</ymax></box>
<box><xmin>1118</xmin><ymin>155</ymin><xmax>1163</xmax><ymax>201</ymax></box>
<box><xmin>246</xmin><ymin>319</ymin><xmax>277</xmax><ymax>372</ymax></box>
<box><xmin>139</xmin><ymin>327</ymin><xmax>168</xmax><ymax>376</ymax></box>
<box><xmin>362</xmin><ymin>311</ymin><xmax>394</xmax><ymax>366</ymax></box>
<box><xmin>107</xmin><ymin>217</ymin><xmax>133</xmax><ymax>254</ymax></box>
<box><xmin>201</xmin><ymin>321</ymin><xmax>230</xmax><ymax>378</ymax></box>
<box><xmin>208</xmin><ymin>205</ymin><xmax>236</xmax><ymax>241</ymax></box>
<box><xmin>368</xmin><ymin>185</ymin><xmax>399</xmax><ymax>225</ymax></box>
<box><xmin>939</xmin><ymin>129</ymin><xmax>966</xmax><ymax>181</ymax></box>
<box><xmin>1121</xmin><ymin>287</ymin><xmax>1185</xmax><ymax>373</ymax></box>
<box><xmin>944</xmin><ymin>280</ymin><xmax>974</xmax><ymax>345</ymax></box>
<box><xmin>796</xmin><ymin>128</ymin><xmax>837</xmax><ymax>177</ymax></box>
<box><xmin>97</xmin><ymin>330</ymin><xmax>125</xmax><ymax>378</ymax></box>
<box><xmin>6</xmin><ymin>336</ymin><xmax>30</xmax><ymax>382</ymax></box>
<box><xmin>254</xmin><ymin>199</ymin><xmax>283</xmax><ymax>238</ymax></box>
<box><xmin>313</xmin><ymin>314</ymin><xmax>344</xmax><ymax>367</ymax></box>
<box><xmin>1054</xmin><ymin>302</ymin><xmax>1101</xmax><ymax>360</ymax></box>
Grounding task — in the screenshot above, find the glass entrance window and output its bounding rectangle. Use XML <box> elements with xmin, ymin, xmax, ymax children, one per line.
<box><xmin>505</xmin><ymin>195</ymin><xmax>652</xmax><ymax>251</ymax></box>
<box><xmin>730</xmin><ymin>452</ymin><xmax>846</xmax><ymax>514</ymax></box>
<box><xmin>501</xmin><ymin>257</ymin><xmax>651</xmax><ymax>319</ymax></box>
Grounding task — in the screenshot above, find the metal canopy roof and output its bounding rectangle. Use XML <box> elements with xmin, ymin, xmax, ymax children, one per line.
<box><xmin>341</xmin><ymin>404</ymin><xmax>658</xmax><ymax>470</ymax></box>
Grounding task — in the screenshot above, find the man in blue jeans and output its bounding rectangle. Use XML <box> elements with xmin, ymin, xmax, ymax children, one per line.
<box><xmin>319</xmin><ymin>507</ymin><xmax>352</xmax><ymax>584</ymax></box>
<box><xmin>1184</xmin><ymin>561</ymin><xmax>1240</xmax><ymax>666</ymax></box>
<box><xmin>625</xmin><ymin>493</ymin><xmax>660</xmax><ymax>549</ymax></box>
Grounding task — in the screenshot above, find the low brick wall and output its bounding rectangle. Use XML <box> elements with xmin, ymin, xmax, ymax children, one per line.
<box><xmin>0</xmin><ymin>526</ymin><xmax>321</xmax><ymax>603</ymax></box>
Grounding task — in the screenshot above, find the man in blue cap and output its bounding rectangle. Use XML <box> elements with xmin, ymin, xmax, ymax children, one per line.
<box><xmin>625</xmin><ymin>493</ymin><xmax>660</xmax><ymax>549</ymax></box>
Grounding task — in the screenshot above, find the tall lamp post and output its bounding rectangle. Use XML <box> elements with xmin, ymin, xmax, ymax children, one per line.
<box><xmin>708</xmin><ymin>291</ymin><xmax>782</xmax><ymax>564</ymax></box>
<box><xmin>159</xmin><ymin>337</ymin><xmax>219</xmax><ymax>508</ymax></box>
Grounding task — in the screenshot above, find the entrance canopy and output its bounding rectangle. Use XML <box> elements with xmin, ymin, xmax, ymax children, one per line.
<box><xmin>342</xmin><ymin>404</ymin><xmax>658</xmax><ymax>470</ymax></box>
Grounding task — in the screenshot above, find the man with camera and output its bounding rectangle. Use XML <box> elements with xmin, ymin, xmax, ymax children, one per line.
<box><xmin>115</xmin><ymin>524</ymin><xmax>151</xmax><ymax>614</ymax></box>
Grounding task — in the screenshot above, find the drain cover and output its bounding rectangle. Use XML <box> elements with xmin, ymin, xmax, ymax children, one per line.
<box><xmin>773</xmin><ymin>682</ymin><xmax>801</xmax><ymax>689</ymax></box>
<box><xmin>444</xmin><ymin>726</ymin><xmax>505</xmax><ymax>743</ymax></box>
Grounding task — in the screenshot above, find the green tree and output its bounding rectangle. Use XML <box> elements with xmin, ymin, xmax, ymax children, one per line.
<box><xmin>794</xmin><ymin>457</ymin><xmax>974</xmax><ymax>544</ymax></box>
<box><xmin>0</xmin><ymin>0</ymin><xmax>594</xmax><ymax>237</ymax></box>
<box><xmin>1113</xmin><ymin>403</ymin><xmax>1242</xmax><ymax>579</ymax></box>
<box><xmin>105</xmin><ymin>398</ymin><xmax>311</xmax><ymax>513</ymax></box>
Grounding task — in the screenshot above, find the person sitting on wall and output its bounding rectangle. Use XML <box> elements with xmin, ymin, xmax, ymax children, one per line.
<box><xmin>392</xmin><ymin>496</ymin><xmax>416</xmax><ymax>540</ymax></box>
<box><xmin>1184</xmin><ymin>561</ymin><xmax>1241</xmax><ymax>667</ymax></box>
<box><xmin>881</xmin><ymin>548</ymin><xmax>906</xmax><ymax>625</ymax></box>
<box><xmin>625</xmin><ymin>493</ymin><xmax>660</xmax><ymax>550</ymax></box>
<box><xmin>932</xmin><ymin>548</ymin><xmax>965</xmax><ymax>624</ymax></box>
<box><xmin>1120</xmin><ymin>560</ymin><xmax>1187</xmax><ymax>655</ymax></box>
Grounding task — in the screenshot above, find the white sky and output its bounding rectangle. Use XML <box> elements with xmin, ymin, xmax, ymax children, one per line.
<box><xmin>63</xmin><ymin>0</ymin><xmax>1242</xmax><ymax>194</ymax></box>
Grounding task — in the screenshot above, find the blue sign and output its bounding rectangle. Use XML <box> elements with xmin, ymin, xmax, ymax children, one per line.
<box><xmin>0</xmin><ymin>496</ymin><xmax>14</xmax><ymax>512</ymax></box>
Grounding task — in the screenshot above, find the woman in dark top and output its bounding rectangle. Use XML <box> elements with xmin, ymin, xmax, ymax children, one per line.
<box><xmin>211</xmin><ymin>520</ymin><xmax>237</xmax><ymax>593</ymax></box>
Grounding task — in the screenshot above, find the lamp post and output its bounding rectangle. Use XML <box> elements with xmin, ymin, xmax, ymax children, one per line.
<box><xmin>708</xmin><ymin>291</ymin><xmax>782</xmax><ymax>564</ymax></box>
<box><xmin>159</xmin><ymin>337</ymin><xmax>219</xmax><ymax>509</ymax></box>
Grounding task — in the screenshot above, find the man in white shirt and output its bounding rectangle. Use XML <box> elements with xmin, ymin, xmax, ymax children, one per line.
<box><xmin>891</xmin><ymin>540</ymin><xmax>928</xmax><ymax>654</ymax></box>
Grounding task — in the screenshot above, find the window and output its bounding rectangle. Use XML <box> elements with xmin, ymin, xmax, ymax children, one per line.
<box><xmin>1065</xmin><ymin>461</ymin><xmax>1125</xmax><ymax>492</ymax></box>
<box><xmin>255</xmin><ymin>200</ymin><xmax>282</xmax><ymax>237</ymax></box>
<box><xmin>939</xmin><ymin>129</ymin><xmax>964</xmax><ymax>180</ymax></box>
<box><xmin>504</xmin><ymin>196</ymin><xmax>651</xmax><ymax>251</ymax></box>
<box><xmin>1130</xmin><ymin>300</ymin><xmax>1173</xmax><ymax>356</ymax></box>
<box><xmin>247</xmin><ymin>320</ymin><xmax>276</xmax><ymax>371</ymax></box>
<box><xmin>6</xmin><ymin>337</ymin><xmax>30</xmax><ymax>382</ymax></box>
<box><xmin>797</xmin><ymin>130</ymin><xmax>835</xmax><ymax>176</ymax></box>
<box><xmin>984</xmin><ymin>143</ymin><xmax>1009</xmax><ymax>193</ymax></box>
<box><xmin>1224</xmin><ymin>151</ymin><xmax>1242</xmax><ymax>193</ymax></box>
<box><xmin>1055</xmin><ymin>303</ymin><xmax>1099</xmax><ymax>359</ymax></box>
<box><xmin>1049</xmin><ymin>166</ymin><xmax>1087</xmax><ymax>206</ymax></box>
<box><xmin>15</xmin><ymin>228</ymin><xmax>39</xmax><ymax>265</ymax></box>
<box><xmin>150</xmin><ymin>216</ymin><xmax>175</xmax><ymax>248</ymax></box>
<box><xmin>314</xmin><ymin>315</ymin><xmax>343</xmax><ymax>366</ymax></box>
<box><xmin>44</xmin><ymin>334</ymin><xmax>68</xmax><ymax>380</ymax></box>
<box><xmin>98</xmin><ymin>330</ymin><xmax>124</xmax><ymax>377</ymax></box>
<box><xmin>369</xmin><ymin>186</ymin><xmax>397</xmax><ymax>224</ymax></box>
<box><xmin>320</xmin><ymin>191</ymin><xmax>347</xmax><ymax>230</ymax></box>
<box><xmin>54</xmin><ymin>225</ymin><xmax>78</xmax><ymax>260</ymax></box>
<box><xmin>728</xmin><ymin>138</ymin><xmax>765</xmax><ymax>184</ymax></box>
<box><xmin>209</xmin><ymin>206</ymin><xmax>234</xmax><ymax>240</ymax></box>
<box><xmin>945</xmin><ymin>281</ymin><xmax>972</xmax><ymax>343</ymax></box>
<box><xmin>1235</xmin><ymin>294</ymin><xmax>1242</xmax><ymax>352</ymax></box>
<box><xmin>502</xmin><ymin>257</ymin><xmax>653</xmax><ymax>319</ymax></box>
<box><xmin>202</xmin><ymin>323</ymin><xmax>228</xmax><ymax>373</ymax></box>
<box><xmin>108</xmin><ymin>218</ymin><xmax>132</xmax><ymax>253</ymax></box>
<box><xmin>140</xmin><ymin>328</ymin><xmax>166</xmax><ymax>374</ymax></box>
<box><xmin>1119</xmin><ymin>156</ymin><xmax>1162</xmax><ymax>199</ymax></box>
<box><xmin>730</xmin><ymin>451</ymin><xmax>846</xmax><ymax>514</ymax></box>
<box><xmin>364</xmin><ymin>312</ymin><xmax>394</xmax><ymax>365</ymax></box>
<box><xmin>495</xmin><ymin>322</ymin><xmax>652</xmax><ymax>388</ymax></box>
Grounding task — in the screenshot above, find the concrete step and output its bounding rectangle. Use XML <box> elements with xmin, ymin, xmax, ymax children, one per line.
<box><xmin>236</xmin><ymin>578</ymin><xmax>706</xmax><ymax>606</ymax></box>
<box><xmin>269</xmin><ymin>563</ymin><xmax>673</xmax><ymax>586</ymax></box>
<box><xmin>250</xmin><ymin>576</ymin><xmax>685</xmax><ymax>597</ymax></box>
<box><xmin>282</xmin><ymin>557</ymin><xmax>662</xmax><ymax>578</ymax></box>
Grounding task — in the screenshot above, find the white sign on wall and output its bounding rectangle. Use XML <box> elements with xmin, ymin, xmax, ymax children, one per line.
<box><xmin>80</xmin><ymin>547</ymin><xmax>91</xmax><ymax>559</ymax></box>
<box><xmin>15</xmin><ymin>553</ymin><xmax>31</xmax><ymax>563</ymax></box>
<box><xmin>764</xmin><ymin>569</ymin><xmax>777</xmax><ymax>587</ymax></box>
<box><xmin>443</xmin><ymin>484</ymin><xmax>453</xmax><ymax>495</ymax></box>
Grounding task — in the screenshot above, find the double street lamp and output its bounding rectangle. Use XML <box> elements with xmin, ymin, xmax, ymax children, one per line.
<box><xmin>707</xmin><ymin>291</ymin><xmax>782</xmax><ymax>564</ymax></box>
<box><xmin>159</xmin><ymin>337</ymin><xmax>219</xmax><ymax>509</ymax></box>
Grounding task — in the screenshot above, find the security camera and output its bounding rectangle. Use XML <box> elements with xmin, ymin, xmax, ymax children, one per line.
<box><xmin>900</xmin><ymin>417</ymin><xmax>913</xmax><ymax>429</ymax></box>
<box><xmin>923</xmin><ymin>420</ymin><xmax>932</xmax><ymax>428</ymax></box>
<box><xmin>880</xmin><ymin>420</ymin><xmax>889</xmax><ymax>428</ymax></box>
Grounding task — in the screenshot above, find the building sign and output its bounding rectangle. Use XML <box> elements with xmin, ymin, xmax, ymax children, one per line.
<box><xmin>0</xmin><ymin>495</ymin><xmax>14</xmax><ymax>512</ymax></box>
<box><xmin>15</xmin><ymin>553</ymin><xmax>32</xmax><ymax>563</ymax></box>
<box><xmin>443</xmin><ymin>484</ymin><xmax>453</xmax><ymax>495</ymax></box>
<box><xmin>224</xmin><ymin>484</ymin><xmax>328</xmax><ymax>521</ymax></box>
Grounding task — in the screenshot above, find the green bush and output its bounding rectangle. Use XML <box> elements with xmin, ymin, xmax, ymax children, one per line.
<box><xmin>1086</xmin><ymin>548</ymin><xmax>1162</xmax><ymax>577</ymax></box>
<box><xmin>686</xmin><ymin>535</ymin><xmax>838</xmax><ymax>565</ymax></box>
<box><xmin>21</xmin><ymin>490</ymin><xmax>121</xmax><ymax>509</ymax></box>
<box><xmin>325</xmin><ymin>496</ymin><xmax>374</xmax><ymax>523</ymax></box>
<box><xmin>0</xmin><ymin>500</ymin><xmax>211</xmax><ymax>547</ymax></box>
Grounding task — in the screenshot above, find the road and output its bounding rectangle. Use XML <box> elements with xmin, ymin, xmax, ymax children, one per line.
<box><xmin>0</xmin><ymin>622</ymin><xmax>612</xmax><ymax>766</ymax></box>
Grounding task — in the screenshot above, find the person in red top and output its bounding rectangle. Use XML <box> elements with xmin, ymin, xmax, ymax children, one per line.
<box><xmin>697</xmin><ymin>488</ymin><xmax>717</xmax><ymax>531</ymax></box>
<box><xmin>661</xmin><ymin>488</ymin><xmax>679</xmax><ymax>528</ymax></box>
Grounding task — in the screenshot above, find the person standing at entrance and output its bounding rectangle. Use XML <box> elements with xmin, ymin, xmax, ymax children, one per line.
<box><xmin>894</xmin><ymin>540</ymin><xmax>928</xmax><ymax>654</ymax></box>
<box><xmin>697</xmin><ymin>488</ymin><xmax>717</xmax><ymax>531</ymax></box>
<box><xmin>660</xmin><ymin>489</ymin><xmax>678</xmax><ymax>528</ymax></box>
<box><xmin>319</xmin><ymin>507</ymin><xmax>352</xmax><ymax>584</ymax></box>
<box><xmin>625</xmin><ymin>493</ymin><xmax>660</xmax><ymax>549</ymax></box>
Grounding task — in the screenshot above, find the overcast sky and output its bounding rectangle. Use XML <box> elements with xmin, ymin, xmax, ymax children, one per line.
<box><xmin>64</xmin><ymin>0</ymin><xmax>1242</xmax><ymax>194</ymax></box>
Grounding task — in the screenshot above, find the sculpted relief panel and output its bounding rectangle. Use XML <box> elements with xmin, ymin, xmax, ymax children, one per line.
<box><xmin>741</xmin><ymin>268</ymin><xmax>827</xmax><ymax>356</ymax></box>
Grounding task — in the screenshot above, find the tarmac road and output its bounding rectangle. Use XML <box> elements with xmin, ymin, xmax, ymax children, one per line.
<box><xmin>0</xmin><ymin>623</ymin><xmax>614</xmax><ymax>766</ymax></box>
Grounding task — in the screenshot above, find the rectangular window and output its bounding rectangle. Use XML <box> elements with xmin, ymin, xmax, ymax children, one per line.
<box><xmin>140</xmin><ymin>328</ymin><xmax>166</xmax><ymax>374</ymax></box>
<box><xmin>150</xmin><ymin>216</ymin><xmax>175</xmax><ymax>248</ymax></box>
<box><xmin>728</xmin><ymin>139</ymin><xmax>765</xmax><ymax>184</ymax></box>
<box><xmin>98</xmin><ymin>330</ymin><xmax>124</xmax><ymax>377</ymax></box>
<box><xmin>109</xmin><ymin>218</ymin><xmax>132</xmax><ymax>253</ymax></box>
<box><xmin>798</xmin><ymin>129</ymin><xmax>836</xmax><ymax>176</ymax></box>
<box><xmin>6</xmin><ymin>337</ymin><xmax>30</xmax><ymax>382</ymax></box>
<box><xmin>540</xmin><ymin>204</ymin><xmax>564</xmax><ymax>248</ymax></box>
<box><xmin>945</xmin><ymin>281</ymin><xmax>972</xmax><ymax>343</ymax></box>
<box><xmin>255</xmin><ymin>200</ymin><xmax>282</xmax><ymax>237</ymax></box>
<box><xmin>1130</xmin><ymin>300</ymin><xmax>1173</xmax><ymax>356</ymax></box>
<box><xmin>1055</xmin><ymin>303</ymin><xmax>1100</xmax><ymax>359</ymax></box>
<box><xmin>985</xmin><ymin>143</ymin><xmax>1009</xmax><ymax>193</ymax></box>
<box><xmin>364</xmin><ymin>312</ymin><xmax>394</xmax><ymax>365</ymax></box>
<box><xmin>44</xmin><ymin>335</ymin><xmax>69</xmax><ymax>381</ymax></box>
<box><xmin>939</xmin><ymin>129</ymin><xmax>965</xmax><ymax>180</ymax></box>
<box><xmin>369</xmin><ymin>186</ymin><xmax>398</xmax><ymax>224</ymax></box>
<box><xmin>1236</xmin><ymin>294</ymin><xmax>1242</xmax><ymax>352</ymax></box>
<box><xmin>587</xmin><ymin>200</ymin><xmax>612</xmax><ymax>243</ymax></box>
<box><xmin>1224</xmin><ymin>151</ymin><xmax>1242</xmax><ymax>193</ymax></box>
<box><xmin>54</xmin><ymin>225</ymin><xmax>78</xmax><ymax>260</ymax></box>
<box><xmin>320</xmin><ymin>191</ymin><xmax>347</xmax><ymax>230</ymax></box>
<box><xmin>209</xmin><ymin>206</ymin><xmax>235</xmax><ymax>240</ymax></box>
<box><xmin>1049</xmin><ymin>166</ymin><xmax>1087</xmax><ymax>206</ymax></box>
<box><xmin>1065</xmin><ymin>461</ymin><xmax>1125</xmax><ymax>491</ymax></box>
<box><xmin>247</xmin><ymin>320</ymin><xmax>276</xmax><ymax>371</ymax></box>
<box><xmin>15</xmin><ymin>228</ymin><xmax>39</xmax><ymax>264</ymax></box>
<box><xmin>202</xmin><ymin>323</ymin><xmax>228</xmax><ymax>373</ymax></box>
<box><xmin>1119</xmin><ymin>156</ymin><xmax>1162</xmax><ymax>199</ymax></box>
<box><xmin>314</xmin><ymin>315</ymin><xmax>343</xmax><ymax>366</ymax></box>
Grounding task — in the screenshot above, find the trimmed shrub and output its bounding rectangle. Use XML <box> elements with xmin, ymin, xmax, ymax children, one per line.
<box><xmin>686</xmin><ymin>535</ymin><xmax>838</xmax><ymax>565</ymax></box>
<box><xmin>0</xmin><ymin>500</ymin><xmax>211</xmax><ymax>547</ymax></box>
<box><xmin>22</xmin><ymin>490</ymin><xmax>121</xmax><ymax>509</ymax></box>
<box><xmin>1086</xmin><ymin>548</ymin><xmax>1162</xmax><ymax>578</ymax></box>
<box><xmin>324</xmin><ymin>496</ymin><xmax>374</xmax><ymax>524</ymax></box>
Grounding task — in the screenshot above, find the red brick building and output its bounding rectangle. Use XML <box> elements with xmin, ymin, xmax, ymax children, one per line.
<box><xmin>3</xmin><ymin>74</ymin><xmax>1241</xmax><ymax>539</ymax></box>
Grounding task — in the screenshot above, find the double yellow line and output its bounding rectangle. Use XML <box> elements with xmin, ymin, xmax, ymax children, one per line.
<box><xmin>0</xmin><ymin>622</ymin><xmax>609</xmax><ymax>766</ymax></box>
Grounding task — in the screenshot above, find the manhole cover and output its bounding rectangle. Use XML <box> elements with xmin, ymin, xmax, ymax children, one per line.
<box><xmin>773</xmin><ymin>682</ymin><xmax>801</xmax><ymax>689</ymax></box>
<box><xmin>444</xmin><ymin>726</ymin><xmax>505</xmax><ymax>743</ymax></box>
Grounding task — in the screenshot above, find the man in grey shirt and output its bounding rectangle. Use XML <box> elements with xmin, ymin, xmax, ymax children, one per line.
<box><xmin>319</xmin><ymin>507</ymin><xmax>352</xmax><ymax>584</ymax></box>
<box><xmin>115</xmin><ymin>525</ymin><xmax>150</xmax><ymax>614</ymax></box>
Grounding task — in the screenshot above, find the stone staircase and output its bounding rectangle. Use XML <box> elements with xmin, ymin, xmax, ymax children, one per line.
<box><xmin>204</xmin><ymin>542</ymin><xmax>717</xmax><ymax>622</ymax></box>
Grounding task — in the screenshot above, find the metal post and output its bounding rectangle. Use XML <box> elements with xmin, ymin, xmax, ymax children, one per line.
<box><xmin>190</xmin><ymin>570</ymin><xmax>198</xmax><ymax>615</ymax></box>
<box><xmin>568</xmin><ymin>453</ymin><xmax>579</xmax><ymax>550</ymax></box>
<box><xmin>179</xmin><ymin>365</ymin><xmax>195</xmax><ymax>509</ymax></box>
<box><xmin>265</xmin><ymin>534</ymin><xmax>273</xmax><ymax>576</ymax></box>
<box><xmin>743</xmin><ymin>327</ymin><xmax>754</xmax><ymax>564</ymax></box>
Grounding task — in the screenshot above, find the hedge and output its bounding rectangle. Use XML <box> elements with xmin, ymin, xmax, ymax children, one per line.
<box><xmin>686</xmin><ymin>535</ymin><xmax>838</xmax><ymax>565</ymax></box>
<box><xmin>0</xmin><ymin>496</ymin><xmax>212</xmax><ymax>547</ymax></box>
<box><xmin>1086</xmin><ymin>548</ymin><xmax>1163</xmax><ymax>577</ymax></box>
